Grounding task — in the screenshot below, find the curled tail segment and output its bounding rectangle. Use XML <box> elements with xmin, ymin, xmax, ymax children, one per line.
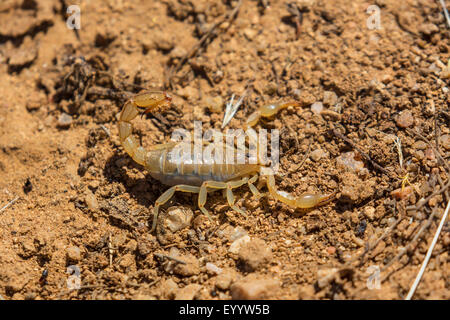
<box><xmin>118</xmin><ymin>91</ymin><xmax>172</xmax><ymax>165</ymax></box>
<box><xmin>266</xmin><ymin>175</ymin><xmax>335</xmax><ymax>209</ymax></box>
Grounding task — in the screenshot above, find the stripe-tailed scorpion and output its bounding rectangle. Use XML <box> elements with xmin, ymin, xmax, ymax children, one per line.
<box><xmin>118</xmin><ymin>91</ymin><xmax>336</xmax><ymax>231</ymax></box>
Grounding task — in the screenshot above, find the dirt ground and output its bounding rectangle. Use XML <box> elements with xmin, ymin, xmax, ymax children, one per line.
<box><xmin>0</xmin><ymin>0</ymin><xmax>449</xmax><ymax>300</ymax></box>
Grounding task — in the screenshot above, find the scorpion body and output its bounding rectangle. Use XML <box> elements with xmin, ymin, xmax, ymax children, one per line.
<box><xmin>118</xmin><ymin>91</ymin><xmax>335</xmax><ymax>231</ymax></box>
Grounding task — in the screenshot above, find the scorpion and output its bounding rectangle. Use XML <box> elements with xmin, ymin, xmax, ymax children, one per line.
<box><xmin>118</xmin><ymin>91</ymin><xmax>335</xmax><ymax>232</ymax></box>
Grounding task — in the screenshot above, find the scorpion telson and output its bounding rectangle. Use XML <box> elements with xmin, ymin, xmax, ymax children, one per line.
<box><xmin>118</xmin><ymin>91</ymin><xmax>335</xmax><ymax>232</ymax></box>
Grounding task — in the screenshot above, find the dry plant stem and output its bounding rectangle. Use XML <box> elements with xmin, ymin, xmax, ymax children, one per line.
<box><xmin>381</xmin><ymin>208</ymin><xmax>437</xmax><ymax>275</ymax></box>
<box><xmin>154</xmin><ymin>253</ymin><xmax>187</xmax><ymax>265</ymax></box>
<box><xmin>407</xmin><ymin>179</ymin><xmax>450</xmax><ymax>211</ymax></box>
<box><xmin>0</xmin><ymin>196</ymin><xmax>19</xmax><ymax>214</ymax></box>
<box><xmin>167</xmin><ymin>0</ymin><xmax>242</xmax><ymax>87</ymax></box>
<box><xmin>100</xmin><ymin>124</ymin><xmax>111</xmax><ymax>138</ymax></box>
<box><xmin>344</xmin><ymin>202</ymin><xmax>403</xmax><ymax>270</ymax></box>
<box><xmin>439</xmin><ymin>0</ymin><xmax>450</xmax><ymax>28</ymax></box>
<box><xmin>358</xmin><ymin>214</ymin><xmax>401</xmax><ymax>266</ymax></box>
<box><xmin>406</xmin><ymin>127</ymin><xmax>450</xmax><ymax>174</ymax></box>
<box><xmin>405</xmin><ymin>199</ymin><xmax>450</xmax><ymax>300</ymax></box>
<box><xmin>87</xmin><ymin>86</ymin><xmax>131</xmax><ymax>102</ymax></box>
<box><xmin>437</xmin><ymin>174</ymin><xmax>449</xmax><ymax>203</ymax></box>
<box><xmin>434</xmin><ymin>112</ymin><xmax>441</xmax><ymax>156</ymax></box>
<box><xmin>332</xmin><ymin>129</ymin><xmax>391</xmax><ymax>176</ymax></box>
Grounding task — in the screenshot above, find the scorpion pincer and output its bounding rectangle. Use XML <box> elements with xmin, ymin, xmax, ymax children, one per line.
<box><xmin>118</xmin><ymin>91</ymin><xmax>336</xmax><ymax>232</ymax></box>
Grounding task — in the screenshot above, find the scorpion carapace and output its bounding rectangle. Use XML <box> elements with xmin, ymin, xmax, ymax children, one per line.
<box><xmin>118</xmin><ymin>91</ymin><xmax>335</xmax><ymax>232</ymax></box>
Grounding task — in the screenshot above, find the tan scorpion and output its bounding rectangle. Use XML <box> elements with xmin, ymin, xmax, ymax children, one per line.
<box><xmin>118</xmin><ymin>91</ymin><xmax>335</xmax><ymax>232</ymax></box>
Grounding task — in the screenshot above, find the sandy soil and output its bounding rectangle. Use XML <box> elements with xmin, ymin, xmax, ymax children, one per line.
<box><xmin>0</xmin><ymin>0</ymin><xmax>449</xmax><ymax>300</ymax></box>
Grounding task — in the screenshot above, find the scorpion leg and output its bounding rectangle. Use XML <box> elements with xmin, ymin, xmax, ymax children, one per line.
<box><xmin>199</xmin><ymin>181</ymin><xmax>228</xmax><ymax>220</ymax></box>
<box><xmin>247</xmin><ymin>174</ymin><xmax>262</xmax><ymax>198</ymax></box>
<box><xmin>226</xmin><ymin>178</ymin><xmax>249</xmax><ymax>216</ymax></box>
<box><xmin>198</xmin><ymin>178</ymin><xmax>250</xmax><ymax>219</ymax></box>
<box><xmin>151</xmin><ymin>184</ymin><xmax>200</xmax><ymax>232</ymax></box>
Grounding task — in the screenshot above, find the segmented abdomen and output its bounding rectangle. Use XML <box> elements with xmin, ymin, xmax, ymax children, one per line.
<box><xmin>144</xmin><ymin>145</ymin><xmax>259</xmax><ymax>186</ymax></box>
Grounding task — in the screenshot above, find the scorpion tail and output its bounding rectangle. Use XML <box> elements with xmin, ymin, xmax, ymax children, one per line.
<box><xmin>266</xmin><ymin>175</ymin><xmax>336</xmax><ymax>209</ymax></box>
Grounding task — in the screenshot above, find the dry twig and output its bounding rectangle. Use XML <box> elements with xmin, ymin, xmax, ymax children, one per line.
<box><xmin>165</xmin><ymin>0</ymin><xmax>242</xmax><ymax>88</ymax></box>
<box><xmin>0</xmin><ymin>196</ymin><xmax>19</xmax><ymax>214</ymax></box>
<box><xmin>439</xmin><ymin>0</ymin><xmax>450</xmax><ymax>28</ymax></box>
<box><xmin>405</xmin><ymin>199</ymin><xmax>450</xmax><ymax>299</ymax></box>
<box><xmin>154</xmin><ymin>253</ymin><xmax>186</xmax><ymax>265</ymax></box>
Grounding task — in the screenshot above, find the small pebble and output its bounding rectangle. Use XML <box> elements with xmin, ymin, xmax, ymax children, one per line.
<box><xmin>164</xmin><ymin>206</ymin><xmax>193</xmax><ymax>232</ymax></box>
<box><xmin>317</xmin><ymin>268</ymin><xmax>338</xmax><ymax>289</ymax></box>
<box><xmin>119</xmin><ymin>253</ymin><xmax>135</xmax><ymax>271</ymax></box>
<box><xmin>414</xmin><ymin>150</ymin><xmax>425</xmax><ymax>160</ymax></box>
<box><xmin>204</xmin><ymin>96</ymin><xmax>223</xmax><ymax>113</ymax></box>
<box><xmin>160</xmin><ymin>279</ymin><xmax>178</xmax><ymax>299</ymax></box>
<box><xmin>173</xmin><ymin>253</ymin><xmax>200</xmax><ymax>276</ymax></box>
<box><xmin>311</xmin><ymin>101</ymin><xmax>323</xmax><ymax>114</ymax></box>
<box><xmin>152</xmin><ymin>34</ymin><xmax>175</xmax><ymax>52</ymax></box>
<box><xmin>7</xmin><ymin>45</ymin><xmax>38</xmax><ymax>72</ymax></box>
<box><xmin>336</xmin><ymin>152</ymin><xmax>367</xmax><ymax>175</ymax></box>
<box><xmin>424</xmin><ymin>99</ymin><xmax>435</xmax><ymax>115</ymax></box>
<box><xmin>424</xmin><ymin>148</ymin><xmax>435</xmax><ymax>160</ymax></box>
<box><xmin>57</xmin><ymin>113</ymin><xmax>73</xmax><ymax>129</ymax></box>
<box><xmin>381</xmin><ymin>74</ymin><xmax>393</xmax><ymax>84</ymax></box>
<box><xmin>229</xmin><ymin>235</ymin><xmax>251</xmax><ymax>254</ymax></box>
<box><xmin>396</xmin><ymin>110</ymin><xmax>414</xmax><ymax>128</ymax></box>
<box><xmin>238</xmin><ymin>238</ymin><xmax>272</xmax><ymax>271</ymax></box>
<box><xmin>292</xmin><ymin>89</ymin><xmax>302</xmax><ymax>100</ymax></box>
<box><xmin>177</xmin><ymin>86</ymin><xmax>197</xmax><ymax>100</ymax></box>
<box><xmin>206</xmin><ymin>263</ymin><xmax>223</xmax><ymax>275</ymax></box>
<box><xmin>413</xmin><ymin>141</ymin><xmax>427</xmax><ymax>150</ymax></box>
<box><xmin>418</xmin><ymin>23</ymin><xmax>439</xmax><ymax>35</ymax></box>
<box><xmin>387</xmin><ymin>217</ymin><xmax>397</xmax><ymax>226</ymax></box>
<box><xmin>440</xmin><ymin>134</ymin><xmax>450</xmax><ymax>151</ymax></box>
<box><xmin>215</xmin><ymin>269</ymin><xmax>237</xmax><ymax>290</ymax></box>
<box><xmin>264</xmin><ymin>82</ymin><xmax>278</xmax><ymax>95</ymax></box>
<box><xmin>339</xmin><ymin>172</ymin><xmax>375</xmax><ymax>204</ymax></box>
<box><xmin>441</xmin><ymin>66</ymin><xmax>450</xmax><ymax>79</ymax></box>
<box><xmin>391</xmin><ymin>186</ymin><xmax>413</xmax><ymax>201</ymax></box>
<box><xmin>66</xmin><ymin>246</ymin><xmax>81</xmax><ymax>262</ymax></box>
<box><xmin>323</xmin><ymin>91</ymin><xmax>337</xmax><ymax>106</ymax></box>
<box><xmin>428</xmin><ymin>196</ymin><xmax>439</xmax><ymax>207</ymax></box>
<box><xmin>243</xmin><ymin>28</ymin><xmax>257</xmax><ymax>41</ymax></box>
<box><xmin>230</xmin><ymin>276</ymin><xmax>280</xmax><ymax>300</ymax></box>
<box><xmin>428</xmin><ymin>62</ymin><xmax>441</xmax><ymax>75</ymax></box>
<box><xmin>170</xmin><ymin>46</ymin><xmax>188</xmax><ymax>59</ymax></box>
<box><xmin>364</xmin><ymin>206</ymin><xmax>376</xmax><ymax>221</ymax></box>
<box><xmin>175</xmin><ymin>284</ymin><xmax>201</xmax><ymax>300</ymax></box>
<box><xmin>230</xmin><ymin>226</ymin><xmax>247</xmax><ymax>241</ymax></box>
<box><xmin>299</xmin><ymin>91</ymin><xmax>316</xmax><ymax>106</ymax></box>
<box><xmin>84</xmin><ymin>190</ymin><xmax>98</xmax><ymax>209</ymax></box>
<box><xmin>26</xmin><ymin>99</ymin><xmax>42</xmax><ymax>112</ymax></box>
<box><xmin>310</xmin><ymin>149</ymin><xmax>326</xmax><ymax>162</ymax></box>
